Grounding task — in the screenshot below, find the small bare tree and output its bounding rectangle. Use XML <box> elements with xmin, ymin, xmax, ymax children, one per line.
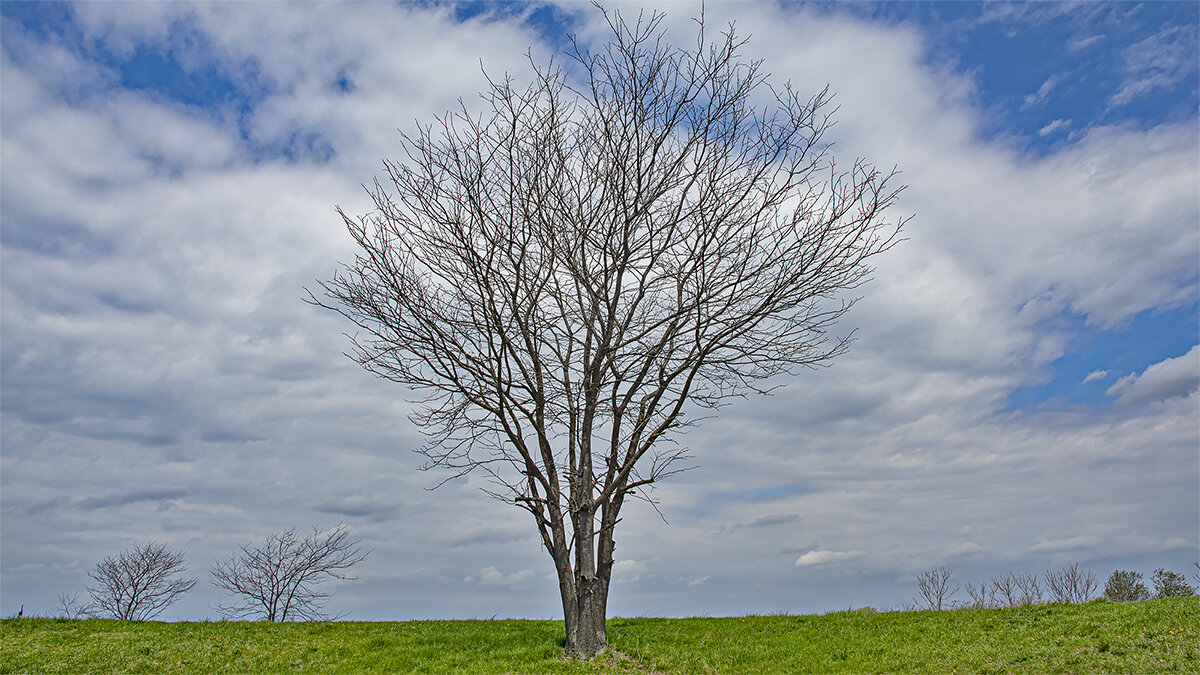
<box><xmin>963</xmin><ymin>582</ymin><xmax>992</xmax><ymax>609</ymax></box>
<box><xmin>86</xmin><ymin>541</ymin><xmax>196</xmax><ymax>620</ymax></box>
<box><xmin>915</xmin><ymin>567</ymin><xmax>958</xmax><ymax>611</ymax></box>
<box><xmin>1045</xmin><ymin>563</ymin><xmax>1098</xmax><ymax>604</ymax></box>
<box><xmin>991</xmin><ymin>572</ymin><xmax>1019</xmax><ymax>608</ymax></box>
<box><xmin>211</xmin><ymin>524</ymin><xmax>368</xmax><ymax>622</ymax></box>
<box><xmin>1014</xmin><ymin>572</ymin><xmax>1042</xmax><ymax>606</ymax></box>
<box><xmin>56</xmin><ymin>591</ymin><xmax>91</xmax><ymax>619</ymax></box>
<box><xmin>314</xmin><ymin>6</ymin><xmax>903</xmax><ymax>657</ymax></box>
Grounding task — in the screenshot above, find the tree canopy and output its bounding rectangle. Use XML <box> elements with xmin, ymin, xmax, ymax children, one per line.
<box><xmin>316</xmin><ymin>7</ymin><xmax>905</xmax><ymax>656</ymax></box>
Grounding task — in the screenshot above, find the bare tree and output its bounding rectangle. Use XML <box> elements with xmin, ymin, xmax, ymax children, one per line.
<box><xmin>990</xmin><ymin>572</ymin><xmax>1019</xmax><ymax>608</ymax></box>
<box><xmin>1044</xmin><ymin>563</ymin><xmax>1098</xmax><ymax>604</ymax></box>
<box><xmin>1014</xmin><ymin>571</ymin><xmax>1043</xmax><ymax>606</ymax></box>
<box><xmin>963</xmin><ymin>582</ymin><xmax>992</xmax><ymax>609</ymax></box>
<box><xmin>86</xmin><ymin>542</ymin><xmax>196</xmax><ymax>620</ymax></box>
<box><xmin>914</xmin><ymin>567</ymin><xmax>958</xmax><ymax>611</ymax></box>
<box><xmin>56</xmin><ymin>591</ymin><xmax>91</xmax><ymax>619</ymax></box>
<box><xmin>987</xmin><ymin>571</ymin><xmax>1043</xmax><ymax>608</ymax></box>
<box><xmin>314</xmin><ymin>7</ymin><xmax>903</xmax><ymax>657</ymax></box>
<box><xmin>210</xmin><ymin>524</ymin><xmax>367</xmax><ymax>622</ymax></box>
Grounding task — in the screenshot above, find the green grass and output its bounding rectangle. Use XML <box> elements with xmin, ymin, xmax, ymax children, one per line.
<box><xmin>2</xmin><ymin>598</ymin><xmax>1196</xmax><ymax>673</ymax></box>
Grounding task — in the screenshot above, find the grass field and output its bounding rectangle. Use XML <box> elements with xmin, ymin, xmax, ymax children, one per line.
<box><xmin>2</xmin><ymin>598</ymin><xmax>1197</xmax><ymax>673</ymax></box>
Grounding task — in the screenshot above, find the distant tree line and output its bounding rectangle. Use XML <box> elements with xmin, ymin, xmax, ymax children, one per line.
<box><xmin>911</xmin><ymin>562</ymin><xmax>1198</xmax><ymax>611</ymax></box>
<box><xmin>50</xmin><ymin>524</ymin><xmax>366</xmax><ymax>622</ymax></box>
<box><xmin>28</xmin><ymin>543</ymin><xmax>1199</xmax><ymax>620</ymax></box>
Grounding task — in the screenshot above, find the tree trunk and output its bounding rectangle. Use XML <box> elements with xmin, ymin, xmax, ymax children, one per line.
<box><xmin>552</xmin><ymin>502</ymin><xmax>621</xmax><ymax>657</ymax></box>
<box><xmin>562</xmin><ymin>569</ymin><xmax>609</xmax><ymax>658</ymax></box>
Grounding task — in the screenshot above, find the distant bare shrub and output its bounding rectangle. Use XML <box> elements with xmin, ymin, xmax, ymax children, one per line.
<box><xmin>1014</xmin><ymin>572</ymin><xmax>1042</xmax><ymax>605</ymax></box>
<box><xmin>915</xmin><ymin>567</ymin><xmax>958</xmax><ymax>611</ymax></box>
<box><xmin>1104</xmin><ymin>570</ymin><xmax>1149</xmax><ymax>602</ymax></box>
<box><xmin>56</xmin><ymin>592</ymin><xmax>91</xmax><ymax>619</ymax></box>
<box><xmin>963</xmin><ymin>582</ymin><xmax>991</xmax><ymax>609</ymax></box>
<box><xmin>1045</xmin><ymin>563</ymin><xmax>1098</xmax><ymax>604</ymax></box>
<box><xmin>991</xmin><ymin>573</ymin><xmax>1019</xmax><ymax>608</ymax></box>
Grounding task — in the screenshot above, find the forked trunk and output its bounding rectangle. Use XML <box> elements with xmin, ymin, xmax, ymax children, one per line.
<box><xmin>562</xmin><ymin>571</ymin><xmax>609</xmax><ymax>658</ymax></box>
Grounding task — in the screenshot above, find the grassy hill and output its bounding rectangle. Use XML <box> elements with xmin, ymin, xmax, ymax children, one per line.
<box><xmin>2</xmin><ymin>598</ymin><xmax>1196</xmax><ymax>673</ymax></box>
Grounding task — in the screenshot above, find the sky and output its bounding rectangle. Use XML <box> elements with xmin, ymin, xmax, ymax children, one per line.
<box><xmin>1</xmin><ymin>0</ymin><xmax>1197</xmax><ymax>621</ymax></box>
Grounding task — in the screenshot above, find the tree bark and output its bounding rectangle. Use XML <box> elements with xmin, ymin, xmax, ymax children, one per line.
<box><xmin>549</xmin><ymin>487</ymin><xmax>623</xmax><ymax>656</ymax></box>
<box><xmin>558</xmin><ymin>560</ymin><xmax>610</xmax><ymax>657</ymax></box>
<box><xmin>568</xmin><ymin>573</ymin><xmax>609</xmax><ymax>657</ymax></box>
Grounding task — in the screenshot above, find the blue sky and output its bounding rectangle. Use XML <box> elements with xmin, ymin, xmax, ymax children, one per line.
<box><xmin>865</xmin><ymin>2</ymin><xmax>1200</xmax><ymax>139</ymax></box>
<box><xmin>2</xmin><ymin>1</ymin><xmax>1197</xmax><ymax>621</ymax></box>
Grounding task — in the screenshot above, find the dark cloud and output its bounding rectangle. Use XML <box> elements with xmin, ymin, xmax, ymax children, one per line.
<box><xmin>200</xmin><ymin>429</ymin><xmax>267</xmax><ymax>444</ymax></box>
<box><xmin>449</xmin><ymin>529</ymin><xmax>534</xmax><ymax>549</ymax></box>
<box><xmin>745</xmin><ymin>514</ymin><xmax>801</xmax><ymax>528</ymax></box>
<box><xmin>74</xmin><ymin>488</ymin><xmax>188</xmax><ymax>511</ymax></box>
<box><xmin>315</xmin><ymin>497</ymin><xmax>401</xmax><ymax>523</ymax></box>
<box><xmin>719</xmin><ymin>484</ymin><xmax>819</xmax><ymax>504</ymax></box>
<box><xmin>21</xmin><ymin>498</ymin><xmax>69</xmax><ymax>516</ymax></box>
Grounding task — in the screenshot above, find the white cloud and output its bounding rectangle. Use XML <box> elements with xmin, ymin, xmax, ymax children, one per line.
<box><xmin>466</xmin><ymin>566</ymin><xmax>535</xmax><ymax>588</ymax></box>
<box><xmin>795</xmin><ymin>550</ymin><xmax>863</xmax><ymax>567</ymax></box>
<box><xmin>612</xmin><ymin>559</ymin><xmax>648</xmax><ymax>583</ymax></box>
<box><xmin>1037</xmin><ymin>118</ymin><xmax>1072</xmax><ymax>137</ymax></box>
<box><xmin>1023</xmin><ymin>75</ymin><xmax>1063</xmax><ymax>110</ymax></box>
<box><xmin>1082</xmin><ymin>369</ymin><xmax>1110</xmax><ymax>384</ymax></box>
<box><xmin>1112</xmin><ymin>25</ymin><xmax>1199</xmax><ymax>106</ymax></box>
<box><xmin>1029</xmin><ymin>536</ymin><xmax>1102</xmax><ymax>553</ymax></box>
<box><xmin>945</xmin><ymin>542</ymin><xmax>984</xmax><ymax>558</ymax></box>
<box><xmin>1069</xmin><ymin>34</ymin><xmax>1106</xmax><ymax>52</ymax></box>
<box><xmin>730</xmin><ymin>8</ymin><xmax>1198</xmax><ymax>331</ymax></box>
<box><xmin>1107</xmin><ymin>346</ymin><xmax>1200</xmax><ymax>406</ymax></box>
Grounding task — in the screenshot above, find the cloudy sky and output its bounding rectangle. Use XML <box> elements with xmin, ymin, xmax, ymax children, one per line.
<box><xmin>2</xmin><ymin>1</ymin><xmax>1197</xmax><ymax>621</ymax></box>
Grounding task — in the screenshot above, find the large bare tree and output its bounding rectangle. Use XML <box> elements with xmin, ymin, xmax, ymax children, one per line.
<box><xmin>316</xmin><ymin>8</ymin><xmax>904</xmax><ymax>657</ymax></box>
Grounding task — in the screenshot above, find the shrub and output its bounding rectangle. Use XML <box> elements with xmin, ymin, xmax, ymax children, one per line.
<box><xmin>1045</xmin><ymin>563</ymin><xmax>1098</xmax><ymax>604</ymax></box>
<box><xmin>991</xmin><ymin>573</ymin><xmax>1019</xmax><ymax>608</ymax></box>
<box><xmin>1104</xmin><ymin>570</ymin><xmax>1149</xmax><ymax>602</ymax></box>
<box><xmin>1014</xmin><ymin>572</ymin><xmax>1043</xmax><ymax>606</ymax></box>
<box><xmin>55</xmin><ymin>592</ymin><xmax>91</xmax><ymax>619</ymax></box>
<box><xmin>963</xmin><ymin>582</ymin><xmax>991</xmax><ymax>609</ymax></box>
<box><xmin>1150</xmin><ymin>568</ymin><xmax>1196</xmax><ymax>598</ymax></box>
<box><xmin>914</xmin><ymin>567</ymin><xmax>958</xmax><ymax>611</ymax></box>
<box><xmin>980</xmin><ymin>572</ymin><xmax>1043</xmax><ymax>608</ymax></box>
